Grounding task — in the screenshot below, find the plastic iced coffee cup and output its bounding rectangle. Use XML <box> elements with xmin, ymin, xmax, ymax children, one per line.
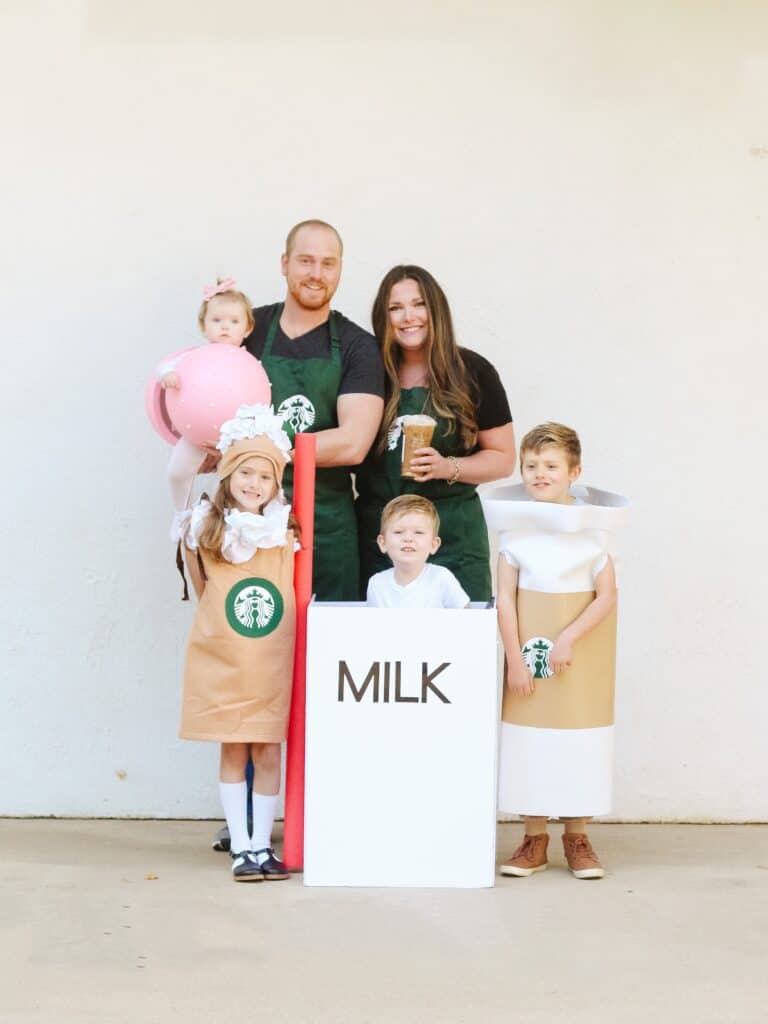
<box><xmin>401</xmin><ymin>415</ymin><xmax>437</xmax><ymax>478</ymax></box>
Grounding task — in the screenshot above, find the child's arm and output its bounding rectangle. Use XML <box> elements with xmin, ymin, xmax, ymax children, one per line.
<box><xmin>496</xmin><ymin>554</ymin><xmax>534</xmax><ymax>697</ymax></box>
<box><xmin>549</xmin><ymin>556</ymin><xmax>617</xmax><ymax>673</ymax></box>
<box><xmin>159</xmin><ymin>370</ymin><xmax>180</xmax><ymax>389</ymax></box>
<box><xmin>184</xmin><ymin>545</ymin><xmax>206</xmax><ymax>601</ymax></box>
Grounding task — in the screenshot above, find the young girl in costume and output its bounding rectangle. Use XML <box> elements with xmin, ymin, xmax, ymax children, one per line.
<box><xmin>494</xmin><ymin>423</ymin><xmax>619</xmax><ymax>880</ymax></box>
<box><xmin>156</xmin><ymin>278</ymin><xmax>255</xmax><ymax>516</ymax></box>
<box><xmin>180</xmin><ymin>404</ymin><xmax>296</xmax><ymax>882</ymax></box>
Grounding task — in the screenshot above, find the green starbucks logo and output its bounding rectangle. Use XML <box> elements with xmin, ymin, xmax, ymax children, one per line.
<box><xmin>226</xmin><ymin>578</ymin><xmax>283</xmax><ymax>638</ymax></box>
<box><xmin>278</xmin><ymin>394</ymin><xmax>316</xmax><ymax>435</ymax></box>
<box><xmin>521</xmin><ymin>636</ymin><xmax>554</xmax><ymax>679</ymax></box>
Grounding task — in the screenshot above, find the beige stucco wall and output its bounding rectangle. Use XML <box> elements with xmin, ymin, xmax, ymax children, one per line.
<box><xmin>2</xmin><ymin>1</ymin><xmax>766</xmax><ymax>818</ymax></box>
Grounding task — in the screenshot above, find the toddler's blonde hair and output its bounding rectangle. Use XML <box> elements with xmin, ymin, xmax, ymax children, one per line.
<box><xmin>380</xmin><ymin>494</ymin><xmax>440</xmax><ymax>534</ymax></box>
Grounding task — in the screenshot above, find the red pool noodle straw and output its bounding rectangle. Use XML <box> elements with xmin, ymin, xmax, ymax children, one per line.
<box><xmin>283</xmin><ymin>432</ymin><xmax>316</xmax><ymax>870</ymax></box>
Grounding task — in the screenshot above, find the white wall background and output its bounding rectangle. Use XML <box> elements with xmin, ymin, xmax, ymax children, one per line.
<box><xmin>1</xmin><ymin>1</ymin><xmax>766</xmax><ymax>820</ymax></box>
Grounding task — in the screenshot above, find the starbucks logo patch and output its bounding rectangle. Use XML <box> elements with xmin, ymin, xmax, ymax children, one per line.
<box><xmin>278</xmin><ymin>394</ymin><xmax>316</xmax><ymax>435</ymax></box>
<box><xmin>521</xmin><ymin>636</ymin><xmax>554</xmax><ymax>679</ymax></box>
<box><xmin>226</xmin><ymin>578</ymin><xmax>284</xmax><ymax>638</ymax></box>
<box><xmin>387</xmin><ymin>417</ymin><xmax>404</xmax><ymax>451</ymax></box>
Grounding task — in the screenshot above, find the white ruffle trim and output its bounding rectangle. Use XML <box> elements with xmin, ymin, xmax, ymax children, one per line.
<box><xmin>221</xmin><ymin>501</ymin><xmax>291</xmax><ymax>563</ymax></box>
<box><xmin>182</xmin><ymin>499</ymin><xmax>213</xmax><ymax>550</ymax></box>
<box><xmin>182</xmin><ymin>497</ymin><xmax>291</xmax><ymax>563</ymax></box>
<box><xmin>170</xmin><ymin>508</ymin><xmax>193</xmax><ymax>543</ymax></box>
<box><xmin>216</xmin><ymin>403</ymin><xmax>293</xmax><ymax>460</ymax></box>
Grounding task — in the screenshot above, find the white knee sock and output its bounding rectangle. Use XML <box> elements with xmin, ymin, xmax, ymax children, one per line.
<box><xmin>250</xmin><ymin>793</ymin><xmax>278</xmax><ymax>854</ymax></box>
<box><xmin>168</xmin><ymin>438</ymin><xmax>207</xmax><ymax>511</ymax></box>
<box><xmin>219</xmin><ymin>781</ymin><xmax>250</xmax><ymax>854</ymax></box>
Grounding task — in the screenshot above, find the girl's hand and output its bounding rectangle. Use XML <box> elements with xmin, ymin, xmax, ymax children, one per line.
<box><xmin>408</xmin><ymin>446</ymin><xmax>450</xmax><ymax>482</ymax></box>
<box><xmin>506</xmin><ymin>658</ymin><xmax>534</xmax><ymax>697</ymax></box>
<box><xmin>550</xmin><ymin>635</ymin><xmax>574</xmax><ymax>674</ymax></box>
<box><xmin>160</xmin><ymin>371</ymin><xmax>180</xmax><ymax>389</ymax></box>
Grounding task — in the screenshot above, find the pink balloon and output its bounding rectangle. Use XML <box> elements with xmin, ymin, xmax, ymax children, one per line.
<box><xmin>146</xmin><ymin>346</ymin><xmax>271</xmax><ymax>447</ymax></box>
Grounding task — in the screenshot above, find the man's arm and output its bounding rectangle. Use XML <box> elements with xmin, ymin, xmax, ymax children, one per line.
<box><xmin>313</xmin><ymin>393</ymin><xmax>384</xmax><ymax>467</ymax></box>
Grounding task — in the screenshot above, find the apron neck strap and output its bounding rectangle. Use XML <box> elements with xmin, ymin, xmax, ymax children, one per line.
<box><xmin>263</xmin><ymin>304</ymin><xmax>340</xmax><ymax>358</ymax></box>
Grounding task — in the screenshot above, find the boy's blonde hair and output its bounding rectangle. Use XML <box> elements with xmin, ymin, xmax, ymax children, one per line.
<box><xmin>197</xmin><ymin>282</ymin><xmax>255</xmax><ymax>335</ymax></box>
<box><xmin>380</xmin><ymin>494</ymin><xmax>440</xmax><ymax>534</ymax></box>
<box><xmin>520</xmin><ymin>422</ymin><xmax>581</xmax><ymax>470</ymax></box>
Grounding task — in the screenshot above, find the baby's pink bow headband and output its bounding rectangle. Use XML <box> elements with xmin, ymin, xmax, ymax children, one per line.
<box><xmin>203</xmin><ymin>277</ymin><xmax>237</xmax><ymax>300</ymax></box>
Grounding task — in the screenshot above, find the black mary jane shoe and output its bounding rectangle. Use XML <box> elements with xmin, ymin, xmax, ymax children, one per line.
<box><xmin>230</xmin><ymin>851</ymin><xmax>264</xmax><ymax>882</ymax></box>
<box><xmin>252</xmin><ymin>848</ymin><xmax>289</xmax><ymax>880</ymax></box>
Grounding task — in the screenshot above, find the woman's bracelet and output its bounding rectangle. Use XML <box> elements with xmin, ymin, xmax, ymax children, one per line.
<box><xmin>446</xmin><ymin>456</ymin><xmax>461</xmax><ymax>485</ymax></box>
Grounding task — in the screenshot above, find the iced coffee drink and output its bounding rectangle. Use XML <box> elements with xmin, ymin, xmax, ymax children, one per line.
<box><xmin>401</xmin><ymin>414</ymin><xmax>437</xmax><ymax>478</ymax></box>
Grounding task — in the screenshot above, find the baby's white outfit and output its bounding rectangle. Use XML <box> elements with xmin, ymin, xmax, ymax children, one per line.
<box><xmin>366</xmin><ymin>563</ymin><xmax>469</xmax><ymax>609</ymax></box>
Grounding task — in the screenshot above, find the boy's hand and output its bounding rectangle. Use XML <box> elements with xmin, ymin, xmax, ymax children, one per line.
<box><xmin>506</xmin><ymin>658</ymin><xmax>534</xmax><ymax>697</ymax></box>
<box><xmin>160</xmin><ymin>371</ymin><xmax>180</xmax><ymax>389</ymax></box>
<box><xmin>550</xmin><ymin>635</ymin><xmax>574</xmax><ymax>674</ymax></box>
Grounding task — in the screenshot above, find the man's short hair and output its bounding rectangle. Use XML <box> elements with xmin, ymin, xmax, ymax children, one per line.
<box><xmin>379</xmin><ymin>494</ymin><xmax>440</xmax><ymax>534</ymax></box>
<box><xmin>520</xmin><ymin>422</ymin><xmax>582</xmax><ymax>470</ymax></box>
<box><xmin>284</xmin><ymin>219</ymin><xmax>343</xmax><ymax>256</ymax></box>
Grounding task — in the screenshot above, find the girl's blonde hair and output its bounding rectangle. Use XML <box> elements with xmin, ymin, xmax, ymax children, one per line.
<box><xmin>371</xmin><ymin>266</ymin><xmax>478</xmax><ymax>457</ymax></box>
<box><xmin>197</xmin><ymin>280</ymin><xmax>255</xmax><ymax>335</ymax></box>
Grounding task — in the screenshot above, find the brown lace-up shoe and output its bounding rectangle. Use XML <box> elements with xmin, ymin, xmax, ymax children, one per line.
<box><xmin>562</xmin><ymin>833</ymin><xmax>605</xmax><ymax>879</ymax></box>
<box><xmin>500</xmin><ymin>833</ymin><xmax>549</xmax><ymax>876</ymax></box>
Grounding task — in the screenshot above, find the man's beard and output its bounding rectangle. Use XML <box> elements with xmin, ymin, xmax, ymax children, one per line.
<box><xmin>289</xmin><ymin>279</ymin><xmax>332</xmax><ymax>311</ymax></box>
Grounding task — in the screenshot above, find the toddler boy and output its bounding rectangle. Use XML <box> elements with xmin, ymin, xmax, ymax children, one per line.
<box><xmin>366</xmin><ymin>495</ymin><xmax>469</xmax><ymax>609</ymax></box>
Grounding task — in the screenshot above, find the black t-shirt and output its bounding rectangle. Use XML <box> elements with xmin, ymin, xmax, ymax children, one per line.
<box><xmin>459</xmin><ymin>348</ymin><xmax>513</xmax><ymax>431</ymax></box>
<box><xmin>244</xmin><ymin>303</ymin><xmax>385</xmax><ymax>398</ymax></box>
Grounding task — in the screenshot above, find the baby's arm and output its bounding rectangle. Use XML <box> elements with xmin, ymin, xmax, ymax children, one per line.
<box><xmin>549</xmin><ymin>557</ymin><xmax>617</xmax><ymax>673</ymax></box>
<box><xmin>496</xmin><ymin>555</ymin><xmax>534</xmax><ymax>697</ymax></box>
<box><xmin>156</xmin><ymin>353</ymin><xmax>187</xmax><ymax>389</ymax></box>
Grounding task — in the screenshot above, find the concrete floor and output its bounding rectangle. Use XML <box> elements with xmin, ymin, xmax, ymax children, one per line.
<box><xmin>1</xmin><ymin>821</ymin><xmax>766</xmax><ymax>1024</ymax></box>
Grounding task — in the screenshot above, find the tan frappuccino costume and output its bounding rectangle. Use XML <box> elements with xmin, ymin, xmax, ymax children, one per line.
<box><xmin>180</xmin><ymin>537</ymin><xmax>296</xmax><ymax>742</ymax></box>
<box><xmin>178</xmin><ymin>428</ymin><xmax>296</xmax><ymax>744</ymax></box>
<box><xmin>483</xmin><ymin>484</ymin><xmax>627</xmax><ymax>817</ymax></box>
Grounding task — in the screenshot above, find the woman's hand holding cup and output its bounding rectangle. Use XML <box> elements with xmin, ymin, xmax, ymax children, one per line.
<box><xmin>408</xmin><ymin>447</ymin><xmax>451</xmax><ymax>481</ymax></box>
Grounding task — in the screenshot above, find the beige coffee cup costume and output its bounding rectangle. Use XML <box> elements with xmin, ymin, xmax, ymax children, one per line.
<box><xmin>179</xmin><ymin>406</ymin><xmax>296</xmax><ymax>744</ymax></box>
<box><xmin>483</xmin><ymin>484</ymin><xmax>627</xmax><ymax>815</ymax></box>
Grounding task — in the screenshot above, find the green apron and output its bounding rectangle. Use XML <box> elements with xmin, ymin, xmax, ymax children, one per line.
<box><xmin>261</xmin><ymin>306</ymin><xmax>359</xmax><ymax>601</ymax></box>
<box><xmin>355</xmin><ymin>387</ymin><xmax>492</xmax><ymax>601</ymax></box>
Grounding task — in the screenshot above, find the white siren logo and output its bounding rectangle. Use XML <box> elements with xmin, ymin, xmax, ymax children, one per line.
<box><xmin>521</xmin><ymin>636</ymin><xmax>554</xmax><ymax>680</ymax></box>
<box><xmin>226</xmin><ymin>578</ymin><xmax>284</xmax><ymax>638</ymax></box>
<box><xmin>278</xmin><ymin>394</ymin><xmax>316</xmax><ymax>435</ymax></box>
<box><xmin>387</xmin><ymin>417</ymin><xmax>404</xmax><ymax>451</ymax></box>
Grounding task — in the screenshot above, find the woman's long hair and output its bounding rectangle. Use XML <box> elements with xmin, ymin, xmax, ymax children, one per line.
<box><xmin>371</xmin><ymin>265</ymin><xmax>478</xmax><ymax>456</ymax></box>
<box><xmin>197</xmin><ymin>475</ymin><xmax>300</xmax><ymax>563</ymax></box>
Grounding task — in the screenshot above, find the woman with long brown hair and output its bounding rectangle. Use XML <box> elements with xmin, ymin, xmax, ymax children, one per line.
<box><xmin>355</xmin><ymin>265</ymin><xmax>516</xmax><ymax>600</ymax></box>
